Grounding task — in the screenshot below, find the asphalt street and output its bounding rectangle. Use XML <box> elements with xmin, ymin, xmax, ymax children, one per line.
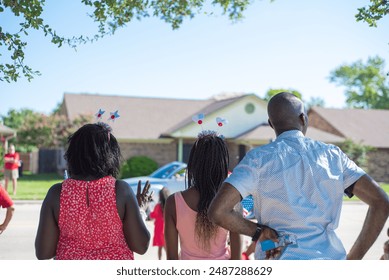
<box><xmin>0</xmin><ymin>200</ymin><xmax>388</xmax><ymax>260</ymax></box>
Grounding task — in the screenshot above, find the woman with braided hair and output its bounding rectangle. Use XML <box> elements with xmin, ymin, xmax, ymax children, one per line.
<box><xmin>164</xmin><ymin>130</ymin><xmax>241</xmax><ymax>260</ymax></box>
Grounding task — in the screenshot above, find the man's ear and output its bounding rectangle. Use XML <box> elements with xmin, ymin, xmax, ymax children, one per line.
<box><xmin>299</xmin><ymin>113</ymin><xmax>307</xmax><ymax>126</ymax></box>
<box><xmin>268</xmin><ymin>119</ymin><xmax>274</xmax><ymax>129</ymax></box>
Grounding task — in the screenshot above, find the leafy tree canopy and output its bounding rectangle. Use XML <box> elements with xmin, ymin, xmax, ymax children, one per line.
<box><xmin>306</xmin><ymin>96</ymin><xmax>325</xmax><ymax>109</ymax></box>
<box><xmin>263</xmin><ymin>88</ymin><xmax>325</xmax><ymax>110</ymax></box>
<box><xmin>1</xmin><ymin>1</ymin><xmax>385</xmax><ymax>83</ymax></box>
<box><xmin>1</xmin><ymin>108</ymin><xmax>91</xmax><ymax>152</ymax></box>
<box><xmin>263</xmin><ymin>88</ymin><xmax>303</xmax><ymax>101</ymax></box>
<box><xmin>0</xmin><ymin>0</ymin><xmax>256</xmax><ymax>83</ymax></box>
<box><xmin>329</xmin><ymin>56</ymin><xmax>389</xmax><ymax>109</ymax></box>
<box><xmin>355</xmin><ymin>0</ymin><xmax>389</xmax><ymax>27</ymax></box>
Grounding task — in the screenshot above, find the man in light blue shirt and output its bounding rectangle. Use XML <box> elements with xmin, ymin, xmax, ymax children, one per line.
<box><xmin>209</xmin><ymin>92</ymin><xmax>389</xmax><ymax>260</ymax></box>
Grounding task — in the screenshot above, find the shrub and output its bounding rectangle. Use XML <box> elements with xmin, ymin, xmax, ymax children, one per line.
<box><xmin>339</xmin><ymin>139</ymin><xmax>375</xmax><ymax>171</ymax></box>
<box><xmin>120</xmin><ymin>156</ymin><xmax>158</xmax><ymax>178</ymax></box>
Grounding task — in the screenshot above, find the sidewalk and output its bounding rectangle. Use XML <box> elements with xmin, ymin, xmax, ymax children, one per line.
<box><xmin>0</xmin><ymin>201</ymin><xmax>388</xmax><ymax>260</ymax></box>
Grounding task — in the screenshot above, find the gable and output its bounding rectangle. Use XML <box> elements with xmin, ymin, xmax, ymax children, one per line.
<box><xmin>166</xmin><ymin>94</ymin><xmax>268</xmax><ymax>138</ymax></box>
<box><xmin>61</xmin><ymin>93</ymin><xmax>213</xmax><ymax>140</ymax></box>
<box><xmin>236</xmin><ymin>123</ymin><xmax>345</xmax><ymax>145</ymax></box>
<box><xmin>309</xmin><ymin>107</ymin><xmax>389</xmax><ymax>148</ymax></box>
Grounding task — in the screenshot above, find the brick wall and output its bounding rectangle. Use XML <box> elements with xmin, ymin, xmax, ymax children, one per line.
<box><xmin>367</xmin><ymin>148</ymin><xmax>389</xmax><ymax>183</ymax></box>
<box><xmin>227</xmin><ymin>142</ymin><xmax>241</xmax><ymax>170</ymax></box>
<box><xmin>120</xmin><ymin>141</ymin><xmax>243</xmax><ymax>171</ymax></box>
<box><xmin>119</xmin><ymin>142</ymin><xmax>177</xmax><ymax>167</ymax></box>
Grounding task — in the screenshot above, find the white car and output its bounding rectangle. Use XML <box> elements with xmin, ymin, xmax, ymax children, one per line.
<box><xmin>123</xmin><ymin>160</ymin><xmax>254</xmax><ymax>219</ymax></box>
<box><xmin>123</xmin><ymin>161</ymin><xmax>187</xmax><ymax>208</ymax></box>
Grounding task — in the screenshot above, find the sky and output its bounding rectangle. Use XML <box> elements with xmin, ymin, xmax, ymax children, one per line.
<box><xmin>1</xmin><ymin>0</ymin><xmax>389</xmax><ymax>116</ymax></box>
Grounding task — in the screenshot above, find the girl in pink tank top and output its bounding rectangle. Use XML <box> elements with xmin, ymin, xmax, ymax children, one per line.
<box><xmin>165</xmin><ymin>130</ymin><xmax>241</xmax><ymax>260</ymax></box>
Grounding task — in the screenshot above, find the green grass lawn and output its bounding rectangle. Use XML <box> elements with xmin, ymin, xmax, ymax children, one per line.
<box><xmin>3</xmin><ymin>172</ymin><xmax>389</xmax><ymax>201</ymax></box>
<box><xmin>5</xmin><ymin>172</ymin><xmax>63</xmax><ymax>200</ymax></box>
<box><xmin>345</xmin><ymin>182</ymin><xmax>389</xmax><ymax>201</ymax></box>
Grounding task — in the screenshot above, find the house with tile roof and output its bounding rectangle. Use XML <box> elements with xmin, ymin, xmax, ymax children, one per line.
<box><xmin>309</xmin><ymin>107</ymin><xmax>389</xmax><ymax>182</ymax></box>
<box><xmin>60</xmin><ymin>93</ymin><xmax>345</xmax><ymax>171</ymax></box>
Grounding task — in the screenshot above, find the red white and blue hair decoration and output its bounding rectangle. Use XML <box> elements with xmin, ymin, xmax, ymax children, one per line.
<box><xmin>192</xmin><ymin>113</ymin><xmax>227</xmax><ymax>139</ymax></box>
<box><xmin>216</xmin><ymin>117</ymin><xmax>228</xmax><ymax>127</ymax></box>
<box><xmin>94</xmin><ymin>109</ymin><xmax>119</xmax><ymax>140</ymax></box>
<box><xmin>108</xmin><ymin>110</ymin><xmax>120</xmax><ymax>122</ymax></box>
<box><xmin>95</xmin><ymin>109</ymin><xmax>105</xmax><ymax>121</ymax></box>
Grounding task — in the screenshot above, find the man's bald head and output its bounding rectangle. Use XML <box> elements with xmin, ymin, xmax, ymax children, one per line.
<box><xmin>267</xmin><ymin>92</ymin><xmax>308</xmax><ymax>136</ymax></box>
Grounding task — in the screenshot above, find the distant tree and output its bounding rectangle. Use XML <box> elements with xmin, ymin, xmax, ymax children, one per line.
<box><xmin>263</xmin><ymin>88</ymin><xmax>303</xmax><ymax>101</ymax></box>
<box><xmin>329</xmin><ymin>56</ymin><xmax>389</xmax><ymax>109</ymax></box>
<box><xmin>1</xmin><ymin>108</ymin><xmax>91</xmax><ymax>151</ymax></box>
<box><xmin>306</xmin><ymin>96</ymin><xmax>325</xmax><ymax>110</ymax></box>
<box><xmin>1</xmin><ymin>108</ymin><xmax>37</xmax><ymax>129</ymax></box>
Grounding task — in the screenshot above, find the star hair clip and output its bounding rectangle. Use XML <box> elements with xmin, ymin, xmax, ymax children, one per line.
<box><xmin>94</xmin><ymin>109</ymin><xmax>119</xmax><ymax>141</ymax></box>
<box><xmin>108</xmin><ymin>110</ymin><xmax>120</xmax><ymax>122</ymax></box>
<box><xmin>192</xmin><ymin>113</ymin><xmax>228</xmax><ymax>139</ymax></box>
<box><xmin>216</xmin><ymin>117</ymin><xmax>228</xmax><ymax>127</ymax></box>
<box><xmin>192</xmin><ymin>113</ymin><xmax>205</xmax><ymax>130</ymax></box>
<box><xmin>94</xmin><ymin>109</ymin><xmax>120</xmax><ymax>122</ymax></box>
<box><xmin>95</xmin><ymin>109</ymin><xmax>105</xmax><ymax>121</ymax></box>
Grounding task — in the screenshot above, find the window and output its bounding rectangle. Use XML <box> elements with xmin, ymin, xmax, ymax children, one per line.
<box><xmin>245</xmin><ymin>103</ymin><xmax>255</xmax><ymax>114</ymax></box>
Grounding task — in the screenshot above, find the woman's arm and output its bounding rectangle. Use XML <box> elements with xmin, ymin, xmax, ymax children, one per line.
<box><xmin>0</xmin><ymin>206</ymin><xmax>15</xmax><ymax>234</ymax></box>
<box><xmin>35</xmin><ymin>183</ymin><xmax>61</xmax><ymax>260</ymax></box>
<box><xmin>229</xmin><ymin>231</ymin><xmax>242</xmax><ymax>260</ymax></box>
<box><xmin>116</xmin><ymin>180</ymin><xmax>150</xmax><ymax>255</ymax></box>
<box><xmin>164</xmin><ymin>194</ymin><xmax>179</xmax><ymax>260</ymax></box>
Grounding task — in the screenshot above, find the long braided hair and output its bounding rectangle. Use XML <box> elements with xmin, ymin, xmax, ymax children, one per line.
<box><xmin>186</xmin><ymin>130</ymin><xmax>229</xmax><ymax>250</ymax></box>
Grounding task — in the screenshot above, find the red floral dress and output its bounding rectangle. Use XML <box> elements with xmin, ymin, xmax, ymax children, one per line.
<box><xmin>56</xmin><ymin>176</ymin><xmax>134</xmax><ymax>260</ymax></box>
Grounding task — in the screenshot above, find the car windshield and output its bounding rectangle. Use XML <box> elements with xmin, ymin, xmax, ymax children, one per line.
<box><xmin>150</xmin><ymin>163</ymin><xmax>182</xmax><ymax>179</ymax></box>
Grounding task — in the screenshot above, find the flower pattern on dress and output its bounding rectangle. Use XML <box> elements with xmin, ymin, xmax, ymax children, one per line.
<box><xmin>56</xmin><ymin>176</ymin><xmax>134</xmax><ymax>260</ymax></box>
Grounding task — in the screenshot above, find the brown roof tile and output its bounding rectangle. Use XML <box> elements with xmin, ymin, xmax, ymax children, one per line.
<box><xmin>0</xmin><ymin>124</ymin><xmax>16</xmax><ymax>136</ymax></box>
<box><xmin>310</xmin><ymin>107</ymin><xmax>389</xmax><ymax>148</ymax></box>
<box><xmin>163</xmin><ymin>94</ymin><xmax>249</xmax><ymax>135</ymax></box>
<box><xmin>237</xmin><ymin>124</ymin><xmax>345</xmax><ymax>144</ymax></box>
<box><xmin>62</xmin><ymin>93</ymin><xmax>213</xmax><ymax>140</ymax></box>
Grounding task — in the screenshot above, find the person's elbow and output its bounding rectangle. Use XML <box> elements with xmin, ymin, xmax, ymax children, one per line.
<box><xmin>372</xmin><ymin>188</ymin><xmax>389</xmax><ymax>216</ymax></box>
<box><xmin>379</xmin><ymin>195</ymin><xmax>389</xmax><ymax>218</ymax></box>
<box><xmin>131</xmin><ymin>232</ymin><xmax>151</xmax><ymax>255</ymax></box>
<box><xmin>7</xmin><ymin>205</ymin><xmax>15</xmax><ymax>215</ymax></box>
<box><xmin>35</xmin><ymin>246</ymin><xmax>56</xmax><ymax>260</ymax></box>
<box><xmin>35</xmin><ymin>251</ymin><xmax>53</xmax><ymax>260</ymax></box>
<box><xmin>208</xmin><ymin>199</ymin><xmax>225</xmax><ymax>226</ymax></box>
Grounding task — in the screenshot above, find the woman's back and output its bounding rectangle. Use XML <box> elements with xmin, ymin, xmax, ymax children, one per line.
<box><xmin>56</xmin><ymin>176</ymin><xmax>134</xmax><ymax>260</ymax></box>
<box><xmin>175</xmin><ymin>190</ymin><xmax>230</xmax><ymax>260</ymax></box>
